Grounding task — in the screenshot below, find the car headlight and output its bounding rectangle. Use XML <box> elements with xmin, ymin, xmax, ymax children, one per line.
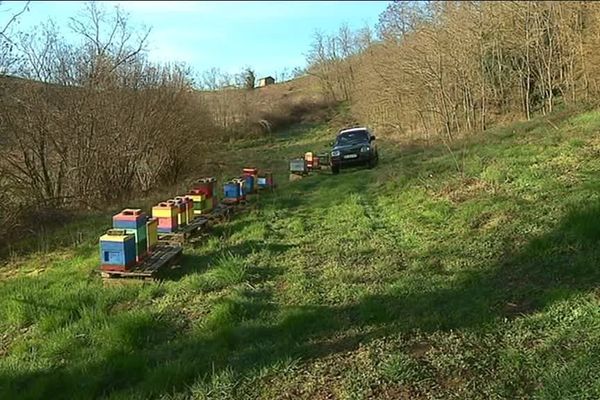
<box><xmin>331</xmin><ymin>150</ymin><xmax>340</xmax><ymax>157</ymax></box>
<box><xmin>360</xmin><ymin>146</ymin><xmax>370</xmax><ymax>153</ymax></box>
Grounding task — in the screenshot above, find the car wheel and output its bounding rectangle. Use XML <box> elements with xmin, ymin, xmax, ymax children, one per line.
<box><xmin>332</xmin><ymin>165</ymin><xmax>340</xmax><ymax>174</ymax></box>
<box><xmin>367</xmin><ymin>158</ymin><xmax>376</xmax><ymax>169</ymax></box>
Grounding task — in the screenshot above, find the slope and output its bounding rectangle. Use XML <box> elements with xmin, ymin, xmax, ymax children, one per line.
<box><xmin>1</xmin><ymin>107</ymin><xmax>600</xmax><ymax>399</ymax></box>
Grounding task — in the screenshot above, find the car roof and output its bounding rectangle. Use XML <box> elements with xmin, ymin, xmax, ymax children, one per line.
<box><xmin>338</xmin><ymin>127</ymin><xmax>370</xmax><ymax>135</ymax></box>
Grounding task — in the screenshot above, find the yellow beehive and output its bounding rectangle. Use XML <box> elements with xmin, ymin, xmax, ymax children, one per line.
<box><xmin>184</xmin><ymin>196</ymin><xmax>195</xmax><ymax>222</ymax></box>
<box><xmin>100</xmin><ymin>233</ymin><xmax>132</xmax><ymax>242</ymax></box>
<box><xmin>152</xmin><ymin>202</ymin><xmax>178</xmax><ymax>219</ymax></box>
<box><xmin>146</xmin><ymin>217</ymin><xmax>158</xmax><ymax>251</ymax></box>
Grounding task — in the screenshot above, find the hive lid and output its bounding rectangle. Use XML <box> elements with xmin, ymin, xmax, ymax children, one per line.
<box><xmin>107</xmin><ymin>228</ymin><xmax>127</xmax><ymax>235</ymax></box>
<box><xmin>121</xmin><ymin>208</ymin><xmax>142</xmax><ymax>216</ymax></box>
<box><xmin>101</xmin><ymin>230</ymin><xmax>134</xmax><ymax>241</ymax></box>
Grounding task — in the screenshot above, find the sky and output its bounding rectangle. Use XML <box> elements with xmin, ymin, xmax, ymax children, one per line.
<box><xmin>1</xmin><ymin>1</ymin><xmax>388</xmax><ymax>80</ymax></box>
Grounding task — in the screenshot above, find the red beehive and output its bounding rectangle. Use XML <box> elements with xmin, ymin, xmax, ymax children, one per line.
<box><xmin>192</xmin><ymin>181</ymin><xmax>212</xmax><ymax>197</ymax></box>
<box><xmin>243</xmin><ymin>167</ymin><xmax>258</xmax><ymax>176</ymax></box>
<box><xmin>313</xmin><ymin>156</ymin><xmax>320</xmax><ymax>169</ymax></box>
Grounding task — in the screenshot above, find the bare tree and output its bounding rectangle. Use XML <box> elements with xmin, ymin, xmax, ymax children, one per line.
<box><xmin>0</xmin><ymin>1</ymin><xmax>30</xmax><ymax>74</ymax></box>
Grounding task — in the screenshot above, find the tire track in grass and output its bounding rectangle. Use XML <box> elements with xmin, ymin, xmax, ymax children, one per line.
<box><xmin>355</xmin><ymin>192</ymin><xmax>407</xmax><ymax>272</ymax></box>
<box><xmin>356</xmin><ymin>192</ymin><xmax>400</xmax><ymax>241</ymax></box>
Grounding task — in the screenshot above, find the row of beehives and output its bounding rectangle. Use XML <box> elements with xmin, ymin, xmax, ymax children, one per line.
<box><xmin>289</xmin><ymin>151</ymin><xmax>330</xmax><ymax>175</ymax></box>
<box><xmin>98</xmin><ymin>169</ymin><xmax>274</xmax><ymax>273</ymax></box>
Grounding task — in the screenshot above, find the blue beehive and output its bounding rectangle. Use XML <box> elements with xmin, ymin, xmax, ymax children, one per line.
<box><xmin>99</xmin><ymin>230</ymin><xmax>136</xmax><ymax>270</ymax></box>
<box><xmin>224</xmin><ymin>181</ymin><xmax>240</xmax><ymax>200</ymax></box>
<box><xmin>243</xmin><ymin>174</ymin><xmax>255</xmax><ymax>194</ymax></box>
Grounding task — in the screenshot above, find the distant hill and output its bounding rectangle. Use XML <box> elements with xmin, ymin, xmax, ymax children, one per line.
<box><xmin>197</xmin><ymin>74</ymin><xmax>336</xmax><ymax>135</ymax></box>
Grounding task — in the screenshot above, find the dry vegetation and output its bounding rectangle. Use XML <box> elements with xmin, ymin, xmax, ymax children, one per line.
<box><xmin>198</xmin><ymin>74</ymin><xmax>335</xmax><ymax>139</ymax></box>
<box><xmin>0</xmin><ymin>2</ymin><xmax>216</xmax><ymax>244</ymax></box>
<box><xmin>307</xmin><ymin>1</ymin><xmax>600</xmax><ymax>144</ymax></box>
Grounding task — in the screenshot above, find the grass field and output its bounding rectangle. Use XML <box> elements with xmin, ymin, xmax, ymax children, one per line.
<box><xmin>1</xmin><ymin>107</ymin><xmax>600</xmax><ymax>399</ymax></box>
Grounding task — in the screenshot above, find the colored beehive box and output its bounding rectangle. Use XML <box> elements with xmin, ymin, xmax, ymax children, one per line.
<box><xmin>204</xmin><ymin>197</ymin><xmax>214</xmax><ymax>212</ymax></box>
<box><xmin>168</xmin><ymin>199</ymin><xmax>187</xmax><ymax>227</ymax></box>
<box><xmin>206</xmin><ymin>196</ymin><xmax>218</xmax><ymax>210</ymax></box>
<box><xmin>153</xmin><ymin>202</ymin><xmax>179</xmax><ymax>233</ymax></box>
<box><xmin>257</xmin><ymin>171</ymin><xmax>274</xmax><ymax>190</ymax></box>
<box><xmin>157</xmin><ymin>219</ymin><xmax>177</xmax><ymax>233</ymax></box>
<box><xmin>195</xmin><ymin>178</ymin><xmax>217</xmax><ymax>209</ymax></box>
<box><xmin>192</xmin><ymin>178</ymin><xmax>216</xmax><ymax>198</ymax></box>
<box><xmin>125</xmin><ymin>229</ymin><xmax>148</xmax><ymax>261</ymax></box>
<box><xmin>243</xmin><ymin>174</ymin><xmax>255</xmax><ymax>194</ymax></box>
<box><xmin>188</xmin><ymin>191</ymin><xmax>206</xmax><ymax>215</ymax></box>
<box><xmin>146</xmin><ymin>217</ymin><xmax>158</xmax><ymax>251</ymax></box>
<box><xmin>257</xmin><ymin>176</ymin><xmax>267</xmax><ymax>189</ymax></box>
<box><xmin>175</xmin><ymin>196</ymin><xmax>194</xmax><ymax>222</ymax></box>
<box><xmin>243</xmin><ymin>168</ymin><xmax>258</xmax><ymax>193</ymax></box>
<box><xmin>313</xmin><ymin>156</ymin><xmax>321</xmax><ymax>169</ymax></box>
<box><xmin>234</xmin><ymin>178</ymin><xmax>247</xmax><ymax>199</ymax></box>
<box><xmin>224</xmin><ymin>181</ymin><xmax>240</xmax><ymax>200</ymax></box>
<box><xmin>99</xmin><ymin>231</ymin><xmax>136</xmax><ymax>269</ymax></box>
<box><xmin>183</xmin><ymin>196</ymin><xmax>195</xmax><ymax>221</ymax></box>
<box><xmin>113</xmin><ymin>209</ymin><xmax>148</xmax><ymax>261</ymax></box>
<box><xmin>136</xmin><ymin>238</ymin><xmax>147</xmax><ymax>261</ymax></box>
<box><xmin>112</xmin><ymin>209</ymin><xmax>147</xmax><ymax>229</ymax></box>
<box><xmin>235</xmin><ymin>180</ymin><xmax>243</xmax><ymax>199</ymax></box>
<box><xmin>305</xmin><ymin>152</ymin><xmax>314</xmax><ymax>169</ymax></box>
<box><xmin>152</xmin><ymin>202</ymin><xmax>178</xmax><ymax>219</ymax></box>
<box><xmin>290</xmin><ymin>159</ymin><xmax>307</xmax><ymax>174</ymax></box>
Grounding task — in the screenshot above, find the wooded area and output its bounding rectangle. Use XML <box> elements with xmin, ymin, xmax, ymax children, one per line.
<box><xmin>306</xmin><ymin>1</ymin><xmax>600</xmax><ymax>143</ymax></box>
<box><xmin>0</xmin><ymin>2</ymin><xmax>215</xmax><ymax>243</ymax></box>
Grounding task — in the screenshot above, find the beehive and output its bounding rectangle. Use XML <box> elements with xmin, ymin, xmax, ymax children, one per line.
<box><xmin>257</xmin><ymin>176</ymin><xmax>267</xmax><ymax>189</ymax></box>
<box><xmin>233</xmin><ymin>178</ymin><xmax>246</xmax><ymax>200</ymax></box>
<box><xmin>305</xmin><ymin>152</ymin><xmax>314</xmax><ymax>169</ymax></box>
<box><xmin>188</xmin><ymin>190</ymin><xmax>206</xmax><ymax>215</ymax></box>
<box><xmin>146</xmin><ymin>217</ymin><xmax>158</xmax><ymax>251</ymax></box>
<box><xmin>183</xmin><ymin>196</ymin><xmax>195</xmax><ymax>222</ymax></box>
<box><xmin>257</xmin><ymin>170</ymin><xmax>274</xmax><ymax>190</ymax></box>
<box><xmin>243</xmin><ymin>174</ymin><xmax>255</xmax><ymax>194</ymax></box>
<box><xmin>242</xmin><ymin>168</ymin><xmax>258</xmax><ymax>194</ymax></box>
<box><xmin>223</xmin><ymin>181</ymin><xmax>241</xmax><ymax>200</ymax></box>
<box><xmin>168</xmin><ymin>199</ymin><xmax>187</xmax><ymax>227</ymax></box>
<box><xmin>174</xmin><ymin>196</ymin><xmax>194</xmax><ymax>224</ymax></box>
<box><xmin>290</xmin><ymin>158</ymin><xmax>307</xmax><ymax>174</ymax></box>
<box><xmin>192</xmin><ymin>177</ymin><xmax>217</xmax><ymax>212</ymax></box>
<box><xmin>152</xmin><ymin>202</ymin><xmax>178</xmax><ymax>233</ymax></box>
<box><xmin>112</xmin><ymin>209</ymin><xmax>148</xmax><ymax>261</ymax></box>
<box><xmin>99</xmin><ymin>229</ymin><xmax>136</xmax><ymax>271</ymax></box>
<box><xmin>313</xmin><ymin>156</ymin><xmax>321</xmax><ymax>169</ymax></box>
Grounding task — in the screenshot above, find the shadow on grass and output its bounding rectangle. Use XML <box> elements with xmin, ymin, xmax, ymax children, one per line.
<box><xmin>2</xmin><ymin>201</ymin><xmax>600</xmax><ymax>398</ymax></box>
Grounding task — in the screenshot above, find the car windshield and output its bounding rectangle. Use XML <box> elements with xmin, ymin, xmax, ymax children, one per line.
<box><xmin>335</xmin><ymin>130</ymin><xmax>369</xmax><ymax>146</ymax></box>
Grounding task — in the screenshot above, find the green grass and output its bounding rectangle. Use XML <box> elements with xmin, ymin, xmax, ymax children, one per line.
<box><xmin>2</xmin><ymin>110</ymin><xmax>600</xmax><ymax>399</ymax></box>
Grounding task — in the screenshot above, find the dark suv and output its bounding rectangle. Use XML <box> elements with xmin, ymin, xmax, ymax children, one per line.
<box><xmin>330</xmin><ymin>127</ymin><xmax>378</xmax><ymax>174</ymax></box>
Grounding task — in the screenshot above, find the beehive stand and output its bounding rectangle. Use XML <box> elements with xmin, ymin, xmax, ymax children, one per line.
<box><xmin>157</xmin><ymin>216</ymin><xmax>209</xmax><ymax>245</ymax></box>
<box><xmin>99</xmin><ymin>244</ymin><xmax>183</xmax><ymax>280</ymax></box>
<box><xmin>206</xmin><ymin>203</ymin><xmax>234</xmax><ymax>224</ymax></box>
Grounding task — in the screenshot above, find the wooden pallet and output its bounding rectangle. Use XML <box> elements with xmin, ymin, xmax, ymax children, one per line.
<box><xmin>205</xmin><ymin>203</ymin><xmax>234</xmax><ymax>225</ymax></box>
<box><xmin>157</xmin><ymin>217</ymin><xmax>209</xmax><ymax>245</ymax></box>
<box><xmin>221</xmin><ymin>198</ymin><xmax>244</xmax><ymax>206</ymax></box>
<box><xmin>99</xmin><ymin>244</ymin><xmax>183</xmax><ymax>280</ymax></box>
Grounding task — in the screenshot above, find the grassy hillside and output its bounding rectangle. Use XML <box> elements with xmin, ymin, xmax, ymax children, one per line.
<box><xmin>197</xmin><ymin>74</ymin><xmax>336</xmax><ymax>137</ymax></box>
<box><xmin>1</xmin><ymin>107</ymin><xmax>600</xmax><ymax>399</ymax></box>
